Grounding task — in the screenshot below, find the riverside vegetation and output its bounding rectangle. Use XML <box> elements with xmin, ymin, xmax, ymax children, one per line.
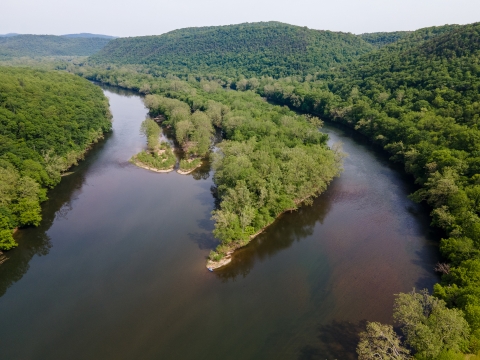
<box><xmin>3</xmin><ymin>19</ymin><xmax>480</xmax><ymax>358</ymax></box>
<box><xmin>0</xmin><ymin>66</ymin><xmax>112</xmax><ymax>251</ymax></box>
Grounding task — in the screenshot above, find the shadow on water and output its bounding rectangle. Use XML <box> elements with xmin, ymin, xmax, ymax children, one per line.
<box><xmin>212</xmin><ymin>188</ymin><xmax>334</xmax><ymax>282</ymax></box>
<box><xmin>298</xmin><ymin>320</ymin><xmax>367</xmax><ymax>360</ymax></box>
<box><xmin>0</xmin><ymin>134</ymin><xmax>109</xmax><ymax>298</ymax></box>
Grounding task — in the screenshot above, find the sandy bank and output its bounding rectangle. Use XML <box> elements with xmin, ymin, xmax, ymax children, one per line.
<box><xmin>131</xmin><ymin>159</ymin><xmax>174</xmax><ymax>173</ymax></box>
<box><xmin>177</xmin><ymin>162</ymin><xmax>202</xmax><ymax>175</ymax></box>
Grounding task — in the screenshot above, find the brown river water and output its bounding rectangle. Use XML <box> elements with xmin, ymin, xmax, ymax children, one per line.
<box><xmin>0</xmin><ymin>84</ymin><xmax>440</xmax><ymax>359</ymax></box>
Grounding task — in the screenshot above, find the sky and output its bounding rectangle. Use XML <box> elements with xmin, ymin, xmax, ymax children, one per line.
<box><xmin>1</xmin><ymin>0</ymin><xmax>479</xmax><ymax>37</ymax></box>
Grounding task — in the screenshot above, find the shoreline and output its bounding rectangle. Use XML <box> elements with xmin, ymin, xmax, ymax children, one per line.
<box><xmin>177</xmin><ymin>162</ymin><xmax>203</xmax><ymax>175</ymax></box>
<box><xmin>206</xmin><ymin>208</ymin><xmax>298</xmax><ymax>270</ymax></box>
<box><xmin>130</xmin><ymin>158</ymin><xmax>175</xmax><ymax>173</ymax></box>
<box><xmin>206</xmin><ymin>192</ymin><xmax>327</xmax><ymax>271</ymax></box>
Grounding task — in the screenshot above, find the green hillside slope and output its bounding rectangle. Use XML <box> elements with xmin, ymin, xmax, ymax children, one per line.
<box><xmin>0</xmin><ymin>67</ymin><xmax>112</xmax><ymax>250</ymax></box>
<box><xmin>0</xmin><ymin>35</ymin><xmax>112</xmax><ymax>58</ymax></box>
<box><xmin>89</xmin><ymin>21</ymin><xmax>374</xmax><ymax>78</ymax></box>
<box><xmin>359</xmin><ymin>31</ymin><xmax>411</xmax><ymax>48</ymax></box>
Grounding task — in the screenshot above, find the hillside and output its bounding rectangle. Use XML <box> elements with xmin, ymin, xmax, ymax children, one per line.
<box><xmin>0</xmin><ymin>35</ymin><xmax>112</xmax><ymax>58</ymax></box>
<box><xmin>359</xmin><ymin>31</ymin><xmax>411</xmax><ymax>48</ymax></box>
<box><xmin>0</xmin><ymin>67</ymin><xmax>112</xmax><ymax>250</ymax></box>
<box><xmin>89</xmin><ymin>21</ymin><xmax>375</xmax><ymax>78</ymax></box>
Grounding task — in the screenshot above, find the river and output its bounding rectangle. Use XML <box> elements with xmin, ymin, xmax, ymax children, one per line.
<box><xmin>0</xmin><ymin>84</ymin><xmax>440</xmax><ymax>360</ymax></box>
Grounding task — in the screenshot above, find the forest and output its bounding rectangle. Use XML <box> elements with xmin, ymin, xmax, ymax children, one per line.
<box><xmin>89</xmin><ymin>21</ymin><xmax>374</xmax><ymax>78</ymax></box>
<box><xmin>0</xmin><ymin>66</ymin><xmax>112</xmax><ymax>250</ymax></box>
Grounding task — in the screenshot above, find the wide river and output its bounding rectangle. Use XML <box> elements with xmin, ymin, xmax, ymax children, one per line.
<box><xmin>0</xmin><ymin>85</ymin><xmax>440</xmax><ymax>360</ymax></box>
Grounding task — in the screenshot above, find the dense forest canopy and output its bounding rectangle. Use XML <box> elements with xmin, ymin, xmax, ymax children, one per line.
<box><xmin>0</xmin><ymin>67</ymin><xmax>112</xmax><ymax>250</ymax></box>
<box><xmin>0</xmin><ymin>35</ymin><xmax>112</xmax><ymax>59</ymax></box>
<box><xmin>359</xmin><ymin>31</ymin><xmax>411</xmax><ymax>48</ymax></box>
<box><xmin>88</xmin><ymin>21</ymin><xmax>375</xmax><ymax>78</ymax></box>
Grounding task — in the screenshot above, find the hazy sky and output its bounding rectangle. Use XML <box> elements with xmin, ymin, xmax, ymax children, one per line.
<box><xmin>2</xmin><ymin>0</ymin><xmax>479</xmax><ymax>37</ymax></box>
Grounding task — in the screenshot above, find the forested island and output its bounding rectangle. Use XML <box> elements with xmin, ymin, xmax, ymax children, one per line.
<box><xmin>2</xmin><ymin>19</ymin><xmax>480</xmax><ymax>359</ymax></box>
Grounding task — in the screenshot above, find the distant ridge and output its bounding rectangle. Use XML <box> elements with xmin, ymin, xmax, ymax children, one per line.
<box><xmin>89</xmin><ymin>21</ymin><xmax>375</xmax><ymax>78</ymax></box>
<box><xmin>0</xmin><ymin>33</ymin><xmax>115</xmax><ymax>39</ymax></box>
<box><xmin>62</xmin><ymin>33</ymin><xmax>117</xmax><ymax>39</ymax></box>
<box><xmin>0</xmin><ymin>35</ymin><xmax>112</xmax><ymax>58</ymax></box>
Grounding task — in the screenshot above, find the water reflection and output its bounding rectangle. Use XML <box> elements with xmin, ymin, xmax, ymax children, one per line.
<box><xmin>214</xmin><ymin>189</ymin><xmax>334</xmax><ymax>282</ymax></box>
<box><xmin>0</xmin><ymin>136</ymin><xmax>108</xmax><ymax>297</ymax></box>
<box><xmin>299</xmin><ymin>320</ymin><xmax>367</xmax><ymax>360</ymax></box>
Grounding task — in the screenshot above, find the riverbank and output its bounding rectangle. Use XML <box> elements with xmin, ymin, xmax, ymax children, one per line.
<box><xmin>206</xmin><ymin>189</ymin><xmax>335</xmax><ymax>270</ymax></box>
<box><xmin>206</xmin><ymin>225</ymin><xmax>269</xmax><ymax>270</ymax></box>
<box><xmin>130</xmin><ymin>157</ymin><xmax>175</xmax><ymax>173</ymax></box>
<box><xmin>177</xmin><ymin>161</ymin><xmax>203</xmax><ymax>175</ymax></box>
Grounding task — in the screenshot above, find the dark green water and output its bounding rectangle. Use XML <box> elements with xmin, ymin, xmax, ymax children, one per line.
<box><xmin>0</xmin><ymin>85</ymin><xmax>439</xmax><ymax>360</ymax></box>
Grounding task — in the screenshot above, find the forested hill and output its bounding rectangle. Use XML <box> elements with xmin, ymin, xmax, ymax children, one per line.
<box><xmin>88</xmin><ymin>22</ymin><xmax>374</xmax><ymax>78</ymax></box>
<box><xmin>333</xmin><ymin>22</ymin><xmax>479</xmax><ymax>102</ymax></box>
<box><xmin>61</xmin><ymin>33</ymin><xmax>116</xmax><ymax>39</ymax></box>
<box><xmin>0</xmin><ymin>35</ymin><xmax>112</xmax><ymax>58</ymax></box>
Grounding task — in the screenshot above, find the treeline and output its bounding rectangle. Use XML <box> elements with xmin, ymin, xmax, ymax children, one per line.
<box><xmin>229</xmin><ymin>22</ymin><xmax>480</xmax><ymax>357</ymax></box>
<box><xmin>77</xmin><ymin>67</ymin><xmax>342</xmax><ymax>258</ymax></box>
<box><xmin>0</xmin><ymin>35</ymin><xmax>111</xmax><ymax>59</ymax></box>
<box><xmin>89</xmin><ymin>21</ymin><xmax>374</xmax><ymax>78</ymax></box>
<box><xmin>0</xmin><ymin>67</ymin><xmax>112</xmax><ymax>250</ymax></box>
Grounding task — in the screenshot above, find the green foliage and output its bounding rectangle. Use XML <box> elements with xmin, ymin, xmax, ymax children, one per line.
<box><xmin>89</xmin><ymin>21</ymin><xmax>374</xmax><ymax>78</ymax></box>
<box><xmin>132</xmin><ymin>141</ymin><xmax>176</xmax><ymax>171</ymax></box>
<box><xmin>0</xmin><ymin>229</ymin><xmax>16</xmax><ymax>250</ymax></box>
<box><xmin>357</xmin><ymin>322</ymin><xmax>411</xmax><ymax>359</ymax></box>
<box><xmin>179</xmin><ymin>158</ymin><xmax>202</xmax><ymax>172</ymax></box>
<box><xmin>0</xmin><ymin>35</ymin><xmax>111</xmax><ymax>59</ymax></box>
<box><xmin>140</xmin><ymin>118</ymin><xmax>161</xmax><ymax>152</ymax></box>
<box><xmin>359</xmin><ymin>31</ymin><xmax>411</xmax><ymax>48</ymax></box>
<box><xmin>0</xmin><ymin>66</ymin><xmax>111</xmax><ymax>250</ymax></box>
<box><xmin>393</xmin><ymin>289</ymin><xmax>470</xmax><ymax>358</ymax></box>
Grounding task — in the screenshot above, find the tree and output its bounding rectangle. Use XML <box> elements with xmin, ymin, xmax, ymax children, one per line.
<box><xmin>357</xmin><ymin>322</ymin><xmax>411</xmax><ymax>360</ymax></box>
<box><xmin>393</xmin><ymin>289</ymin><xmax>470</xmax><ymax>359</ymax></box>
<box><xmin>140</xmin><ymin>118</ymin><xmax>160</xmax><ymax>152</ymax></box>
